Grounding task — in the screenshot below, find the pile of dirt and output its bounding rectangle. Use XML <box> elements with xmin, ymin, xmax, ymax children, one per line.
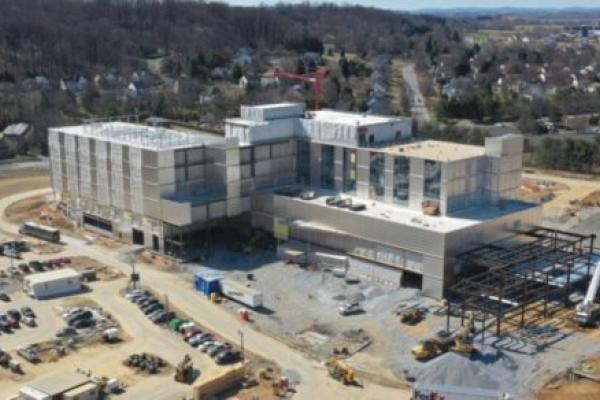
<box><xmin>136</xmin><ymin>250</ymin><xmax>178</xmax><ymax>271</ymax></box>
<box><xmin>581</xmin><ymin>191</ymin><xmax>600</xmax><ymax>207</ymax></box>
<box><xmin>519</xmin><ymin>179</ymin><xmax>569</xmax><ymax>203</ymax></box>
<box><xmin>6</xmin><ymin>196</ymin><xmax>74</xmax><ymax>231</ymax></box>
<box><xmin>69</xmin><ymin>256</ymin><xmax>125</xmax><ymax>281</ymax></box>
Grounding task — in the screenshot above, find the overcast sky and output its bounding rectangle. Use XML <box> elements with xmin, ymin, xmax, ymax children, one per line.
<box><xmin>222</xmin><ymin>0</ymin><xmax>600</xmax><ymax>10</ymax></box>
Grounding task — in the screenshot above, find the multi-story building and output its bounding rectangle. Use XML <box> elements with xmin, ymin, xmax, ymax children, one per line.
<box><xmin>49</xmin><ymin>104</ymin><xmax>541</xmax><ymax>298</ymax></box>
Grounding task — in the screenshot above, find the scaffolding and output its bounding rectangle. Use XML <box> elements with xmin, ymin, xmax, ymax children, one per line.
<box><xmin>447</xmin><ymin>227</ymin><xmax>596</xmax><ymax>338</ymax></box>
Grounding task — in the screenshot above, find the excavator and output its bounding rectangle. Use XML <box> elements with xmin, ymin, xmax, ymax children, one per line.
<box><xmin>412</xmin><ymin>312</ymin><xmax>476</xmax><ymax>360</ymax></box>
<box><xmin>326</xmin><ymin>355</ymin><xmax>355</xmax><ymax>385</ymax></box>
<box><xmin>574</xmin><ymin>257</ymin><xmax>600</xmax><ymax>326</ymax></box>
<box><xmin>174</xmin><ymin>354</ymin><xmax>194</xmax><ymax>383</ymax></box>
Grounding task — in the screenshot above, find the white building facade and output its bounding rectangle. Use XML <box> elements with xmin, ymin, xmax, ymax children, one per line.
<box><xmin>49</xmin><ymin>104</ymin><xmax>541</xmax><ymax>298</ymax></box>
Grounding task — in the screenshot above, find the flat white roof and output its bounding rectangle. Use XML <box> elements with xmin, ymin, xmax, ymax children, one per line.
<box><xmin>22</xmin><ymin>371</ymin><xmax>92</xmax><ymax>395</ymax></box>
<box><xmin>379</xmin><ymin>140</ymin><xmax>486</xmax><ymax>162</ymax></box>
<box><xmin>25</xmin><ymin>268</ymin><xmax>80</xmax><ymax>284</ymax></box>
<box><xmin>275</xmin><ymin>189</ymin><xmax>537</xmax><ymax>234</ymax></box>
<box><xmin>248</xmin><ymin>102</ymin><xmax>302</xmax><ymax>110</ymax></box>
<box><xmin>307</xmin><ymin>110</ymin><xmax>406</xmax><ymax>126</ymax></box>
<box><xmin>53</xmin><ymin>122</ymin><xmax>224</xmax><ymax>151</ymax></box>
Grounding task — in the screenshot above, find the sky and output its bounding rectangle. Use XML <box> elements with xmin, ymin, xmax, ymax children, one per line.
<box><xmin>222</xmin><ymin>0</ymin><xmax>600</xmax><ymax>11</ymax></box>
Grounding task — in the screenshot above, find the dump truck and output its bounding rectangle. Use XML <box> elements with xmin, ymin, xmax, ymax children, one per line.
<box><xmin>326</xmin><ymin>355</ymin><xmax>355</xmax><ymax>385</ymax></box>
<box><xmin>174</xmin><ymin>354</ymin><xmax>194</xmax><ymax>383</ymax></box>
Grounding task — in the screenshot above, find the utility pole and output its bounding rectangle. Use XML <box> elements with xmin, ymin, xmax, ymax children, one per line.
<box><xmin>238</xmin><ymin>329</ymin><xmax>244</xmax><ymax>362</ymax></box>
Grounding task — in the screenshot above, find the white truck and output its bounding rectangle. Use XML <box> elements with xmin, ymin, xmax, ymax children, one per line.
<box><xmin>220</xmin><ymin>279</ymin><xmax>263</xmax><ymax>308</ymax></box>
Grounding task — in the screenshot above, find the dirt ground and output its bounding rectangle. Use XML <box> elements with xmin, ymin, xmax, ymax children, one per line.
<box><xmin>519</xmin><ymin>178</ymin><xmax>570</xmax><ymax>204</ymax></box>
<box><xmin>69</xmin><ymin>255</ymin><xmax>126</xmax><ymax>281</ymax></box>
<box><xmin>5</xmin><ymin>194</ymin><xmax>74</xmax><ymax>232</ymax></box>
<box><xmin>0</xmin><ymin>169</ymin><xmax>50</xmax><ymax>198</ymax></box>
<box><xmin>537</xmin><ymin>355</ymin><xmax>600</xmax><ymax>400</ymax></box>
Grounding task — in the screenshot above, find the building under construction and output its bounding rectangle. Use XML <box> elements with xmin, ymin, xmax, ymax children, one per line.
<box><xmin>49</xmin><ymin>103</ymin><xmax>543</xmax><ymax>298</ymax></box>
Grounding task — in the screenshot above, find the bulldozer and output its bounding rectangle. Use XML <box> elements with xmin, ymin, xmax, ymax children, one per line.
<box><xmin>174</xmin><ymin>354</ymin><xmax>194</xmax><ymax>383</ymax></box>
<box><xmin>326</xmin><ymin>355</ymin><xmax>355</xmax><ymax>385</ymax></box>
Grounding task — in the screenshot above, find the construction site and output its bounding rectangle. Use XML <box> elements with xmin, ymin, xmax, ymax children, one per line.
<box><xmin>1</xmin><ymin>105</ymin><xmax>600</xmax><ymax>399</ymax></box>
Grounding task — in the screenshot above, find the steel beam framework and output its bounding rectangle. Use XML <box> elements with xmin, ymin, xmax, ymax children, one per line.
<box><xmin>447</xmin><ymin>227</ymin><xmax>596</xmax><ymax>337</ymax></box>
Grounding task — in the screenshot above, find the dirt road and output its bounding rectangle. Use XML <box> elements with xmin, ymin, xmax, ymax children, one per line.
<box><xmin>522</xmin><ymin>171</ymin><xmax>600</xmax><ymax>213</ymax></box>
<box><xmin>0</xmin><ymin>188</ymin><xmax>410</xmax><ymax>400</ymax></box>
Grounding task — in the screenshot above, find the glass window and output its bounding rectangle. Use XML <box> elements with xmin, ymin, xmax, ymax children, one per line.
<box><xmin>296</xmin><ymin>140</ymin><xmax>310</xmax><ymax>184</ymax></box>
<box><xmin>369</xmin><ymin>152</ymin><xmax>385</xmax><ymax>200</ymax></box>
<box><xmin>320</xmin><ymin>145</ymin><xmax>335</xmax><ymax>189</ymax></box>
<box><xmin>343</xmin><ymin>149</ymin><xmax>357</xmax><ymax>194</ymax></box>
<box><xmin>393</xmin><ymin>156</ymin><xmax>410</xmax><ymax>205</ymax></box>
<box><xmin>424</xmin><ymin>160</ymin><xmax>442</xmax><ymax>200</ymax></box>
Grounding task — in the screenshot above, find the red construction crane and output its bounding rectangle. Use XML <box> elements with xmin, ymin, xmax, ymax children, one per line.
<box><xmin>275</xmin><ymin>68</ymin><xmax>329</xmax><ymax>110</ymax></box>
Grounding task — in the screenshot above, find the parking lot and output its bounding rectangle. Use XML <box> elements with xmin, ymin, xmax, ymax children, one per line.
<box><xmin>0</xmin><ymin>252</ymin><xmax>240</xmax><ymax>400</ymax></box>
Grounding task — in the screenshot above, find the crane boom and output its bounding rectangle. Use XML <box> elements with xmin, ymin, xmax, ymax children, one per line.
<box><xmin>574</xmin><ymin>256</ymin><xmax>600</xmax><ymax>326</ymax></box>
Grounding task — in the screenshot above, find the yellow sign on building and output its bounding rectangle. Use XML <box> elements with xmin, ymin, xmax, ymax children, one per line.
<box><xmin>273</xmin><ymin>217</ymin><xmax>289</xmax><ymax>241</ymax></box>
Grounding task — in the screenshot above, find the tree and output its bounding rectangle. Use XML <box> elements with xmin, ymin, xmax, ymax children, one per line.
<box><xmin>231</xmin><ymin>64</ymin><xmax>243</xmax><ymax>82</ymax></box>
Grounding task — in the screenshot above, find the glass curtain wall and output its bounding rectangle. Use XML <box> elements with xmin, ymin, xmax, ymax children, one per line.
<box><xmin>424</xmin><ymin>159</ymin><xmax>442</xmax><ymax>200</ymax></box>
<box><xmin>321</xmin><ymin>145</ymin><xmax>335</xmax><ymax>189</ymax></box>
<box><xmin>296</xmin><ymin>140</ymin><xmax>310</xmax><ymax>184</ymax></box>
<box><xmin>343</xmin><ymin>148</ymin><xmax>357</xmax><ymax>194</ymax></box>
<box><xmin>393</xmin><ymin>156</ymin><xmax>410</xmax><ymax>205</ymax></box>
<box><xmin>369</xmin><ymin>152</ymin><xmax>385</xmax><ymax>200</ymax></box>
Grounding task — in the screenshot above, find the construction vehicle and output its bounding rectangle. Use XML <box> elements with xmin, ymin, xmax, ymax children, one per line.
<box><xmin>401</xmin><ymin>308</ymin><xmax>424</xmax><ymax>325</ymax></box>
<box><xmin>574</xmin><ymin>257</ymin><xmax>600</xmax><ymax>326</ymax></box>
<box><xmin>411</xmin><ymin>313</ymin><xmax>476</xmax><ymax>360</ymax></box>
<box><xmin>325</xmin><ymin>355</ymin><xmax>355</xmax><ymax>385</ymax></box>
<box><xmin>174</xmin><ymin>354</ymin><xmax>194</xmax><ymax>383</ymax></box>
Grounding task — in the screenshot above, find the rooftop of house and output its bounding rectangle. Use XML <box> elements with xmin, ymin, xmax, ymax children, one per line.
<box><xmin>2</xmin><ymin>123</ymin><xmax>30</xmax><ymax>136</ymax></box>
<box><xmin>52</xmin><ymin>122</ymin><xmax>223</xmax><ymax>151</ymax></box>
<box><xmin>379</xmin><ymin>140</ymin><xmax>486</xmax><ymax>162</ymax></box>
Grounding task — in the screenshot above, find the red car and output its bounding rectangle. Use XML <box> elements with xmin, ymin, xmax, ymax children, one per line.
<box><xmin>49</xmin><ymin>257</ymin><xmax>72</xmax><ymax>265</ymax></box>
<box><xmin>183</xmin><ymin>329</ymin><xmax>202</xmax><ymax>342</ymax></box>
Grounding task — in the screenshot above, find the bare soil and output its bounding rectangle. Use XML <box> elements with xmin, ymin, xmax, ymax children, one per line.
<box><xmin>0</xmin><ymin>169</ymin><xmax>50</xmax><ymax>198</ymax></box>
<box><xmin>538</xmin><ymin>355</ymin><xmax>600</xmax><ymax>400</ymax></box>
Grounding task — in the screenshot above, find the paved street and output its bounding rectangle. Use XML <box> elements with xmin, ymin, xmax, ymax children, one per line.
<box><xmin>402</xmin><ymin>63</ymin><xmax>431</xmax><ymax>123</ymax></box>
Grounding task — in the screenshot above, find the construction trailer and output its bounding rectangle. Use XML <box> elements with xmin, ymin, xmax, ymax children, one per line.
<box><xmin>23</xmin><ymin>268</ymin><xmax>81</xmax><ymax>299</ymax></box>
<box><xmin>447</xmin><ymin>227</ymin><xmax>596</xmax><ymax>337</ymax></box>
<box><xmin>412</xmin><ymin>382</ymin><xmax>509</xmax><ymax>400</ymax></box>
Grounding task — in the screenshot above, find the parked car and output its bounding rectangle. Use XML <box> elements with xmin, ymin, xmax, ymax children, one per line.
<box><xmin>137</xmin><ymin>298</ymin><xmax>157</xmax><ymax>307</ymax></box>
<box><xmin>21</xmin><ymin>307</ymin><xmax>35</xmax><ymax>318</ymax></box>
<box><xmin>187</xmin><ymin>333</ymin><xmax>206</xmax><ymax>346</ymax></box>
<box><xmin>0</xmin><ymin>293</ymin><xmax>10</xmax><ymax>302</ymax></box>
<box><xmin>215</xmin><ymin>350</ymin><xmax>241</xmax><ymax>365</ymax></box>
<box><xmin>7</xmin><ymin>309</ymin><xmax>21</xmax><ymax>321</ymax></box>
<box><xmin>67</xmin><ymin>310</ymin><xmax>93</xmax><ymax>325</ymax></box>
<box><xmin>28</xmin><ymin>261</ymin><xmax>43</xmax><ymax>272</ymax></box>
<box><xmin>17</xmin><ymin>263</ymin><xmax>30</xmax><ymax>273</ymax></box>
<box><xmin>151</xmin><ymin>311</ymin><xmax>174</xmax><ymax>324</ymax></box>
<box><xmin>22</xmin><ymin>316</ymin><xmax>36</xmax><ymax>327</ymax></box>
<box><xmin>0</xmin><ymin>319</ymin><xmax>11</xmax><ymax>332</ymax></box>
<box><xmin>125</xmin><ymin>289</ymin><xmax>147</xmax><ymax>300</ymax></box>
<box><xmin>73</xmin><ymin>318</ymin><xmax>95</xmax><ymax>329</ymax></box>
<box><xmin>142</xmin><ymin>303</ymin><xmax>163</xmax><ymax>315</ymax></box>
<box><xmin>195</xmin><ymin>335</ymin><xmax>214</xmax><ymax>347</ymax></box>
<box><xmin>62</xmin><ymin>307</ymin><xmax>84</xmax><ymax>319</ymax></box>
<box><xmin>56</xmin><ymin>327</ymin><xmax>77</xmax><ymax>337</ymax></box>
<box><xmin>198</xmin><ymin>340</ymin><xmax>218</xmax><ymax>352</ymax></box>
<box><xmin>184</xmin><ymin>329</ymin><xmax>203</xmax><ymax>342</ymax></box>
<box><xmin>208</xmin><ymin>343</ymin><xmax>231</xmax><ymax>358</ymax></box>
<box><xmin>132</xmin><ymin>295</ymin><xmax>151</xmax><ymax>305</ymax></box>
<box><xmin>338</xmin><ymin>302</ymin><xmax>363</xmax><ymax>316</ymax></box>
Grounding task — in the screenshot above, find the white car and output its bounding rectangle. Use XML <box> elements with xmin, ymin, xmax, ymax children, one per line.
<box><xmin>199</xmin><ymin>340</ymin><xmax>219</xmax><ymax>352</ymax></box>
<box><xmin>125</xmin><ymin>289</ymin><xmax>146</xmax><ymax>300</ymax></box>
<box><xmin>22</xmin><ymin>316</ymin><xmax>36</xmax><ymax>327</ymax></box>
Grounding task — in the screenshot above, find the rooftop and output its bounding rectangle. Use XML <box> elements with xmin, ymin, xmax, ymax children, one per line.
<box><xmin>272</xmin><ymin>187</ymin><xmax>537</xmax><ymax>234</ymax></box>
<box><xmin>379</xmin><ymin>140</ymin><xmax>486</xmax><ymax>162</ymax></box>
<box><xmin>53</xmin><ymin>122</ymin><xmax>223</xmax><ymax>151</ymax></box>
<box><xmin>25</xmin><ymin>268</ymin><xmax>80</xmax><ymax>284</ymax></box>
<box><xmin>21</xmin><ymin>371</ymin><xmax>92</xmax><ymax>395</ymax></box>
<box><xmin>307</xmin><ymin>110</ymin><xmax>407</xmax><ymax>126</ymax></box>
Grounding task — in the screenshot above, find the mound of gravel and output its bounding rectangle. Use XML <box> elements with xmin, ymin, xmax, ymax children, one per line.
<box><xmin>414</xmin><ymin>353</ymin><xmax>501</xmax><ymax>390</ymax></box>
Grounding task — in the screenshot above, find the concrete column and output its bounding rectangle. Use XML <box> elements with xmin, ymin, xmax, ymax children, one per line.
<box><xmin>334</xmin><ymin>146</ymin><xmax>344</xmax><ymax>191</ymax></box>
<box><xmin>356</xmin><ymin>149</ymin><xmax>370</xmax><ymax>199</ymax></box>
<box><xmin>409</xmin><ymin>158</ymin><xmax>424</xmax><ymax>211</ymax></box>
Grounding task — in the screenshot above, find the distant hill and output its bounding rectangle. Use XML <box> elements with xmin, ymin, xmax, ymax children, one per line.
<box><xmin>417</xmin><ymin>7</ymin><xmax>600</xmax><ymax>20</ymax></box>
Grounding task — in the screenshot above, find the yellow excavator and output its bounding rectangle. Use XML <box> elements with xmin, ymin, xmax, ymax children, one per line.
<box><xmin>412</xmin><ymin>312</ymin><xmax>476</xmax><ymax>360</ymax></box>
<box><xmin>326</xmin><ymin>355</ymin><xmax>355</xmax><ymax>385</ymax></box>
